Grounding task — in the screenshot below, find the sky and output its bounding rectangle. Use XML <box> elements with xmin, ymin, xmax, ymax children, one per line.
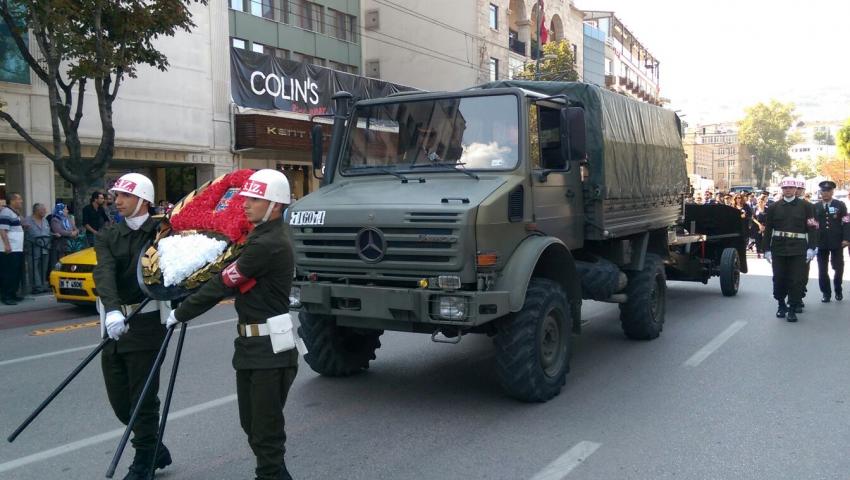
<box><xmin>575</xmin><ymin>0</ymin><xmax>850</xmax><ymax>126</ymax></box>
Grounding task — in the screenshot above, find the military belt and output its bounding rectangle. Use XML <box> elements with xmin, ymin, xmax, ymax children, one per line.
<box><xmin>238</xmin><ymin>323</ymin><xmax>270</xmax><ymax>337</ymax></box>
<box><xmin>120</xmin><ymin>302</ymin><xmax>159</xmax><ymax>316</ymax></box>
<box><xmin>772</xmin><ymin>230</ymin><xmax>807</xmax><ymax>240</ymax></box>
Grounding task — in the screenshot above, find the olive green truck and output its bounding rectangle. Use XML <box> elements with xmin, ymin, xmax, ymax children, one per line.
<box><xmin>288</xmin><ymin>81</ymin><xmax>689</xmax><ymax>402</ymax></box>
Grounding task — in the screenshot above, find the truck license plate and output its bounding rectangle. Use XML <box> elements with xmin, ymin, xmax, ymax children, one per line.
<box><xmin>290</xmin><ymin>211</ymin><xmax>326</xmax><ymax>226</ymax></box>
<box><xmin>60</xmin><ymin>279</ymin><xmax>83</xmax><ymax>289</ymax></box>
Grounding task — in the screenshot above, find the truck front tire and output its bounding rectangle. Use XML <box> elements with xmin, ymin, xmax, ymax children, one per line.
<box><xmin>619</xmin><ymin>254</ymin><xmax>666</xmax><ymax>340</ymax></box>
<box><xmin>495</xmin><ymin>277</ymin><xmax>571</xmax><ymax>402</ymax></box>
<box><xmin>298</xmin><ymin>313</ymin><xmax>383</xmax><ymax>376</ymax></box>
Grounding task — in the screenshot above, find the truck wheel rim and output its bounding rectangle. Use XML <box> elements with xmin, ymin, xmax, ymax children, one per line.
<box><xmin>540</xmin><ymin>311</ymin><xmax>565</xmax><ymax>377</ymax></box>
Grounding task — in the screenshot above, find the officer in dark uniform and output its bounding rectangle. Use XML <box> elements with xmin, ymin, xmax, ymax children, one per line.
<box><xmin>93</xmin><ymin>173</ymin><xmax>172</xmax><ymax>480</ymax></box>
<box><xmin>814</xmin><ymin>180</ymin><xmax>850</xmax><ymax>302</ymax></box>
<box><xmin>796</xmin><ymin>179</ymin><xmax>815</xmax><ymax>309</ymax></box>
<box><xmin>762</xmin><ymin>177</ymin><xmax>820</xmax><ymax>322</ymax></box>
<box><xmin>167</xmin><ymin>169</ymin><xmax>297</xmax><ymax>480</ymax></box>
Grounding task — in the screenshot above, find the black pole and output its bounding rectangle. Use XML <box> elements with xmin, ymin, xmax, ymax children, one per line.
<box><xmin>148</xmin><ymin>322</ymin><xmax>187</xmax><ymax>478</ymax></box>
<box><xmin>534</xmin><ymin>0</ymin><xmax>542</xmax><ymax>80</ymax></box>
<box><xmin>105</xmin><ymin>324</ymin><xmax>175</xmax><ymax>479</ymax></box>
<box><xmin>7</xmin><ymin>298</ymin><xmax>153</xmax><ymax>443</ymax></box>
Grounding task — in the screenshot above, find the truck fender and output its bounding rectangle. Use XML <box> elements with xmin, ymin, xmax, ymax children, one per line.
<box><xmin>495</xmin><ymin>236</ymin><xmax>583</xmax><ymax>333</ymax></box>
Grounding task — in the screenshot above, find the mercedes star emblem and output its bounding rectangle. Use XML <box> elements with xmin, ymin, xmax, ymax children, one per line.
<box><xmin>356</xmin><ymin>227</ymin><xmax>386</xmax><ymax>263</ymax></box>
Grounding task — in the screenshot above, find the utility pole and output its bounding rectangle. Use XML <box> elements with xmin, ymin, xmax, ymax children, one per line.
<box><xmin>534</xmin><ymin>0</ymin><xmax>542</xmax><ymax>80</ymax></box>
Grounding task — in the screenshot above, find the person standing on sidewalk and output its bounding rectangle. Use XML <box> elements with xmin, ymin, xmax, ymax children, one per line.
<box><xmin>23</xmin><ymin>203</ymin><xmax>52</xmax><ymax>294</ymax></box>
<box><xmin>0</xmin><ymin>193</ymin><xmax>25</xmax><ymax>305</ymax></box>
<box><xmin>166</xmin><ymin>169</ymin><xmax>298</xmax><ymax>480</ymax></box>
<box><xmin>93</xmin><ymin>173</ymin><xmax>173</xmax><ymax>480</ymax></box>
<box><xmin>762</xmin><ymin>177</ymin><xmax>819</xmax><ymax>322</ymax></box>
<box><xmin>814</xmin><ymin>180</ymin><xmax>850</xmax><ymax>302</ymax></box>
<box><xmin>83</xmin><ymin>191</ymin><xmax>110</xmax><ymax>247</ymax></box>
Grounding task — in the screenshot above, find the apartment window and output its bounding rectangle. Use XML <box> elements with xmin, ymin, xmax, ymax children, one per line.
<box><xmin>328</xmin><ymin>9</ymin><xmax>356</xmax><ymax>42</ymax></box>
<box><xmin>250</xmin><ymin>0</ymin><xmax>274</xmax><ymax>19</ymax></box>
<box><xmin>604</xmin><ymin>58</ymin><xmax>613</xmax><ymax>75</ymax></box>
<box><xmin>299</xmin><ymin>1</ymin><xmax>323</xmax><ymax>33</ymax></box>
<box><xmin>0</xmin><ymin>2</ymin><xmax>30</xmax><ymax>84</ymax></box>
<box><xmin>291</xmin><ymin>51</ymin><xmax>305</xmax><ymax>63</ymax></box>
<box><xmin>489</xmin><ymin>57</ymin><xmax>499</xmax><ymax>82</ymax></box>
<box><xmin>232</xmin><ymin>37</ymin><xmax>246</xmax><ymax>49</ymax></box>
<box><xmin>252</xmin><ymin>42</ymin><xmax>266</xmax><ymax>54</ymax></box>
<box><xmin>489</xmin><ymin>4</ymin><xmax>498</xmax><ymax>30</ymax></box>
<box><xmin>230</xmin><ymin>0</ymin><xmax>245</xmax><ymax>12</ymax></box>
<box><xmin>274</xmin><ymin>48</ymin><xmax>289</xmax><ymax>60</ymax></box>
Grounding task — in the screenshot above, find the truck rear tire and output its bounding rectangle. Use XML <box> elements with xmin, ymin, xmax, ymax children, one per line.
<box><xmin>298</xmin><ymin>313</ymin><xmax>383</xmax><ymax>376</ymax></box>
<box><xmin>619</xmin><ymin>254</ymin><xmax>666</xmax><ymax>340</ymax></box>
<box><xmin>494</xmin><ymin>277</ymin><xmax>571</xmax><ymax>402</ymax></box>
<box><xmin>719</xmin><ymin>247</ymin><xmax>740</xmax><ymax>297</ymax></box>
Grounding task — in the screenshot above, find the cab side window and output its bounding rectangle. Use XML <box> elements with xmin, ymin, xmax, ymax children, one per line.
<box><xmin>530</xmin><ymin>104</ymin><xmax>567</xmax><ymax>171</ymax></box>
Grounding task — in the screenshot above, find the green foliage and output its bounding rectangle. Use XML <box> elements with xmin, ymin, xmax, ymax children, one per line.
<box><xmin>737</xmin><ymin>100</ymin><xmax>799</xmax><ymax>188</ymax></box>
<box><xmin>515</xmin><ymin>40</ymin><xmax>579</xmax><ymax>82</ymax></box>
<box><xmin>790</xmin><ymin>158</ymin><xmax>817</xmax><ymax>178</ymax></box>
<box><xmin>838</xmin><ymin>118</ymin><xmax>850</xmax><ymax>160</ymax></box>
<box><xmin>813</xmin><ymin>129</ymin><xmax>835</xmax><ymax>145</ymax></box>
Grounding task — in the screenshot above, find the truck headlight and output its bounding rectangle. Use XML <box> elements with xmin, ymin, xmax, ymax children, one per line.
<box><xmin>437</xmin><ymin>275</ymin><xmax>461</xmax><ymax>290</ymax></box>
<box><xmin>289</xmin><ymin>286</ymin><xmax>301</xmax><ymax>308</ymax></box>
<box><xmin>436</xmin><ymin>295</ymin><xmax>467</xmax><ymax>321</ymax></box>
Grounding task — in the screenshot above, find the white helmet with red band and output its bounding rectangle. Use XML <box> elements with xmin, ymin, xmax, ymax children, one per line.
<box><xmin>796</xmin><ymin>178</ymin><xmax>805</xmax><ymax>189</ymax></box>
<box><xmin>779</xmin><ymin>177</ymin><xmax>797</xmax><ymax>188</ymax></box>
<box><xmin>239</xmin><ymin>169</ymin><xmax>291</xmax><ymax>205</ymax></box>
<box><xmin>110</xmin><ymin>173</ymin><xmax>155</xmax><ymax>203</ymax></box>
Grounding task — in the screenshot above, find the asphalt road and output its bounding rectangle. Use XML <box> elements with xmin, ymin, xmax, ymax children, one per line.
<box><xmin>1</xmin><ymin>255</ymin><xmax>849</xmax><ymax>480</ymax></box>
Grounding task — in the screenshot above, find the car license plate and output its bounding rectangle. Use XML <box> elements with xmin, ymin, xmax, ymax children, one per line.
<box><xmin>290</xmin><ymin>210</ymin><xmax>326</xmax><ymax>226</ymax></box>
<box><xmin>60</xmin><ymin>279</ymin><xmax>83</xmax><ymax>289</ymax></box>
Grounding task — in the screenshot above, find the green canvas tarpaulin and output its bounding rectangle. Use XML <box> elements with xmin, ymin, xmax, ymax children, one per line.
<box><xmin>475</xmin><ymin>81</ymin><xmax>688</xmax><ymax>203</ymax></box>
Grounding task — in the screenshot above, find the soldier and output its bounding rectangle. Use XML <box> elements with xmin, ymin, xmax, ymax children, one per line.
<box><xmin>796</xmin><ymin>179</ymin><xmax>815</xmax><ymax>309</ymax></box>
<box><xmin>814</xmin><ymin>180</ymin><xmax>850</xmax><ymax>302</ymax></box>
<box><xmin>166</xmin><ymin>169</ymin><xmax>297</xmax><ymax>480</ymax></box>
<box><xmin>762</xmin><ymin>177</ymin><xmax>819</xmax><ymax>322</ymax></box>
<box><xmin>93</xmin><ymin>173</ymin><xmax>172</xmax><ymax>480</ymax></box>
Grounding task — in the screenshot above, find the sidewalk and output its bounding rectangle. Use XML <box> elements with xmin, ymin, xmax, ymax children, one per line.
<box><xmin>0</xmin><ymin>292</ymin><xmax>77</xmax><ymax>316</ymax></box>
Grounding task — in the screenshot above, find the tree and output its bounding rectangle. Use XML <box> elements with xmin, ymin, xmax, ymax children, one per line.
<box><xmin>790</xmin><ymin>158</ymin><xmax>817</xmax><ymax>178</ymax></box>
<box><xmin>0</xmin><ymin>0</ymin><xmax>205</xmax><ymax>223</ymax></box>
<box><xmin>515</xmin><ymin>39</ymin><xmax>579</xmax><ymax>82</ymax></box>
<box><xmin>737</xmin><ymin>100</ymin><xmax>800</xmax><ymax>189</ymax></box>
<box><xmin>838</xmin><ymin>118</ymin><xmax>850</xmax><ymax>161</ymax></box>
<box><xmin>813</xmin><ymin>129</ymin><xmax>835</xmax><ymax>145</ymax></box>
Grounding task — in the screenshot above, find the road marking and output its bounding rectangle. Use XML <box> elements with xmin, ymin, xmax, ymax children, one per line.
<box><xmin>0</xmin><ymin>318</ymin><xmax>236</xmax><ymax>367</ymax></box>
<box><xmin>684</xmin><ymin>320</ymin><xmax>748</xmax><ymax>367</ymax></box>
<box><xmin>30</xmin><ymin>320</ymin><xmax>100</xmax><ymax>336</ymax></box>
<box><xmin>529</xmin><ymin>441</ymin><xmax>601</xmax><ymax>480</ymax></box>
<box><xmin>0</xmin><ymin>394</ymin><xmax>237</xmax><ymax>474</ymax></box>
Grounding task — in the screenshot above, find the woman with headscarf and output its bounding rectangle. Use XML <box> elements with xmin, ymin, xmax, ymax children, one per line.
<box><xmin>50</xmin><ymin>203</ymin><xmax>79</xmax><ymax>260</ymax></box>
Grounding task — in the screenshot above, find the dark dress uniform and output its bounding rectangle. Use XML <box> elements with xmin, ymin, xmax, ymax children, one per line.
<box><xmin>762</xmin><ymin>198</ymin><xmax>819</xmax><ymax>317</ymax></box>
<box><xmin>174</xmin><ymin>219</ymin><xmax>296</xmax><ymax>480</ymax></box>
<box><xmin>815</xmin><ymin>199</ymin><xmax>850</xmax><ymax>301</ymax></box>
<box><xmin>93</xmin><ymin>217</ymin><xmax>169</xmax><ymax>474</ymax></box>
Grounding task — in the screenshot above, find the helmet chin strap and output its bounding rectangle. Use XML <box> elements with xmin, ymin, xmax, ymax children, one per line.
<box><xmin>261</xmin><ymin>201</ymin><xmax>277</xmax><ymax>223</ymax></box>
<box><xmin>130</xmin><ymin>197</ymin><xmax>144</xmax><ymax>217</ymax></box>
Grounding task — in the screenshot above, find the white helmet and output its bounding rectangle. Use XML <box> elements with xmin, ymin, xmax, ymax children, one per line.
<box><xmin>779</xmin><ymin>177</ymin><xmax>797</xmax><ymax>188</ymax></box>
<box><xmin>110</xmin><ymin>173</ymin><xmax>155</xmax><ymax>203</ymax></box>
<box><xmin>239</xmin><ymin>169</ymin><xmax>291</xmax><ymax>205</ymax></box>
<box><xmin>795</xmin><ymin>178</ymin><xmax>805</xmax><ymax>189</ymax></box>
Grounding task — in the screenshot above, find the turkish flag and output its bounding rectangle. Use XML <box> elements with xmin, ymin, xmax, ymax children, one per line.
<box><xmin>539</xmin><ymin>1</ymin><xmax>549</xmax><ymax>44</ymax></box>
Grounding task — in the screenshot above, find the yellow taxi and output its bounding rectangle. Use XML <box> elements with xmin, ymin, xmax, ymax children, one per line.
<box><xmin>49</xmin><ymin>247</ymin><xmax>97</xmax><ymax>305</ymax></box>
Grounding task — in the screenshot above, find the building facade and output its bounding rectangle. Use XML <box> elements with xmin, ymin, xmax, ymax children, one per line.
<box><xmin>683</xmin><ymin>124</ymin><xmax>755</xmax><ymax>192</ymax></box>
<box><xmin>582</xmin><ymin>11</ymin><xmax>662</xmax><ymax>106</ymax></box>
<box><xmin>359</xmin><ymin>0</ymin><xmax>585</xmax><ymax>91</ymax></box>
<box><xmin>0</xmin><ymin>2</ymin><xmax>233</xmax><ymax>210</ymax></box>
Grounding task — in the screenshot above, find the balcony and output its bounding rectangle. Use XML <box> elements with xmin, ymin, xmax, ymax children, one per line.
<box><xmin>508</xmin><ymin>30</ymin><xmax>525</xmax><ymax>56</ymax></box>
<box><xmin>605</xmin><ymin>75</ymin><xmax>615</xmax><ymax>86</ymax></box>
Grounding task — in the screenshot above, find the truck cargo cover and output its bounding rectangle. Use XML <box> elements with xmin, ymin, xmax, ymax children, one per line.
<box><xmin>476</xmin><ymin>81</ymin><xmax>688</xmax><ymax>203</ymax></box>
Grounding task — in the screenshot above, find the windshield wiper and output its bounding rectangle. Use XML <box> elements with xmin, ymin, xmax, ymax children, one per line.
<box><xmin>348</xmin><ymin>166</ymin><xmax>424</xmax><ymax>183</ymax></box>
<box><xmin>409</xmin><ymin>162</ymin><xmax>480</xmax><ymax>180</ymax></box>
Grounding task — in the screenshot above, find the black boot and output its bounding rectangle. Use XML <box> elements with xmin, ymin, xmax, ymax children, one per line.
<box><xmin>279</xmin><ymin>459</ymin><xmax>294</xmax><ymax>480</ymax></box>
<box><xmin>822</xmin><ymin>294</ymin><xmax>831</xmax><ymax>303</ymax></box>
<box><xmin>154</xmin><ymin>444</ymin><xmax>172</xmax><ymax>471</ymax></box>
<box><xmin>122</xmin><ymin>449</ymin><xmax>153</xmax><ymax>480</ymax></box>
<box><xmin>776</xmin><ymin>302</ymin><xmax>787</xmax><ymax>318</ymax></box>
<box><xmin>794</xmin><ymin>303</ymin><xmax>803</xmax><ymax>313</ymax></box>
<box><xmin>836</xmin><ymin>290</ymin><xmax>843</xmax><ymax>301</ymax></box>
<box><xmin>786</xmin><ymin>309</ymin><xmax>798</xmax><ymax>322</ymax></box>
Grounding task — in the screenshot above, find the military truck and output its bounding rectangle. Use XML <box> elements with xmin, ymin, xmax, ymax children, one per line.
<box><xmin>288</xmin><ymin>81</ymin><xmax>688</xmax><ymax>402</ymax></box>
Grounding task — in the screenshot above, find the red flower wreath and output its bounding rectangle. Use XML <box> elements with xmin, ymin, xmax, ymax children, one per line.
<box><xmin>169</xmin><ymin>169</ymin><xmax>255</xmax><ymax>243</ymax></box>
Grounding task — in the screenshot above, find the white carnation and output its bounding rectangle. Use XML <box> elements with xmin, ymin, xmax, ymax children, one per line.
<box><xmin>158</xmin><ymin>234</ymin><xmax>228</xmax><ymax>287</ymax></box>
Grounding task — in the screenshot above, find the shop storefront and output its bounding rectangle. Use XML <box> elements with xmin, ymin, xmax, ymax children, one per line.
<box><xmin>230</xmin><ymin>48</ymin><xmax>414</xmax><ymax>199</ymax></box>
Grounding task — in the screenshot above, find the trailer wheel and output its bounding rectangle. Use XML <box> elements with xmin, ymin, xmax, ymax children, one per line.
<box><xmin>494</xmin><ymin>277</ymin><xmax>571</xmax><ymax>402</ymax></box>
<box><xmin>719</xmin><ymin>247</ymin><xmax>741</xmax><ymax>297</ymax></box>
<box><xmin>298</xmin><ymin>313</ymin><xmax>383</xmax><ymax>376</ymax></box>
<box><xmin>619</xmin><ymin>254</ymin><xmax>666</xmax><ymax>340</ymax></box>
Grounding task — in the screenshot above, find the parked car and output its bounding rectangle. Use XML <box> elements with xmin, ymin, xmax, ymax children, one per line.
<box><xmin>49</xmin><ymin>247</ymin><xmax>97</xmax><ymax>305</ymax></box>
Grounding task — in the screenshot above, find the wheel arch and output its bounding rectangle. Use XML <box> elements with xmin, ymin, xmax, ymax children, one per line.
<box><xmin>496</xmin><ymin>235</ymin><xmax>583</xmax><ymax>333</ymax></box>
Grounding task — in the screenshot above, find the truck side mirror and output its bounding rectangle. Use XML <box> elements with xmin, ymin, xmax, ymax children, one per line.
<box><xmin>311</xmin><ymin>124</ymin><xmax>324</xmax><ymax>179</ymax></box>
<box><xmin>560</xmin><ymin>107</ymin><xmax>587</xmax><ymax>162</ymax></box>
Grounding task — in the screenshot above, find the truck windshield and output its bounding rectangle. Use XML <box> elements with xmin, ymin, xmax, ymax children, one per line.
<box><xmin>340</xmin><ymin>94</ymin><xmax>519</xmax><ymax>175</ymax></box>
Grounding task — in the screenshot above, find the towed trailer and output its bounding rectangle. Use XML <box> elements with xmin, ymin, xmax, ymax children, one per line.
<box><xmin>666</xmin><ymin>203</ymin><xmax>749</xmax><ymax>296</ymax></box>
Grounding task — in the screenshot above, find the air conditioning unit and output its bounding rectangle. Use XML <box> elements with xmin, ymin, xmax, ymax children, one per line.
<box><xmin>365</xmin><ymin>9</ymin><xmax>379</xmax><ymax>30</ymax></box>
<box><xmin>366</xmin><ymin>59</ymin><xmax>380</xmax><ymax>78</ymax></box>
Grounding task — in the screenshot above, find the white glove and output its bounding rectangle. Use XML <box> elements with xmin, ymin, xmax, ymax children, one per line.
<box><xmin>806</xmin><ymin>249</ymin><xmax>816</xmax><ymax>262</ymax></box>
<box><xmin>105</xmin><ymin>311</ymin><xmax>129</xmax><ymax>341</ymax></box>
<box><xmin>165</xmin><ymin>310</ymin><xmax>180</xmax><ymax>329</ymax></box>
<box><xmin>764</xmin><ymin>251</ymin><xmax>772</xmax><ymax>263</ymax></box>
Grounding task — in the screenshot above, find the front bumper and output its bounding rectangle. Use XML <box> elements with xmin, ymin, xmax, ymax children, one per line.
<box><xmin>49</xmin><ymin>270</ymin><xmax>96</xmax><ymax>304</ymax></box>
<box><xmin>294</xmin><ymin>281</ymin><xmax>510</xmax><ymax>326</ymax></box>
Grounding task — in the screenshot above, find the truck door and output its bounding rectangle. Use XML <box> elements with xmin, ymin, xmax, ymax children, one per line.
<box><xmin>529</xmin><ymin>103</ymin><xmax>584</xmax><ymax>249</ymax></box>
